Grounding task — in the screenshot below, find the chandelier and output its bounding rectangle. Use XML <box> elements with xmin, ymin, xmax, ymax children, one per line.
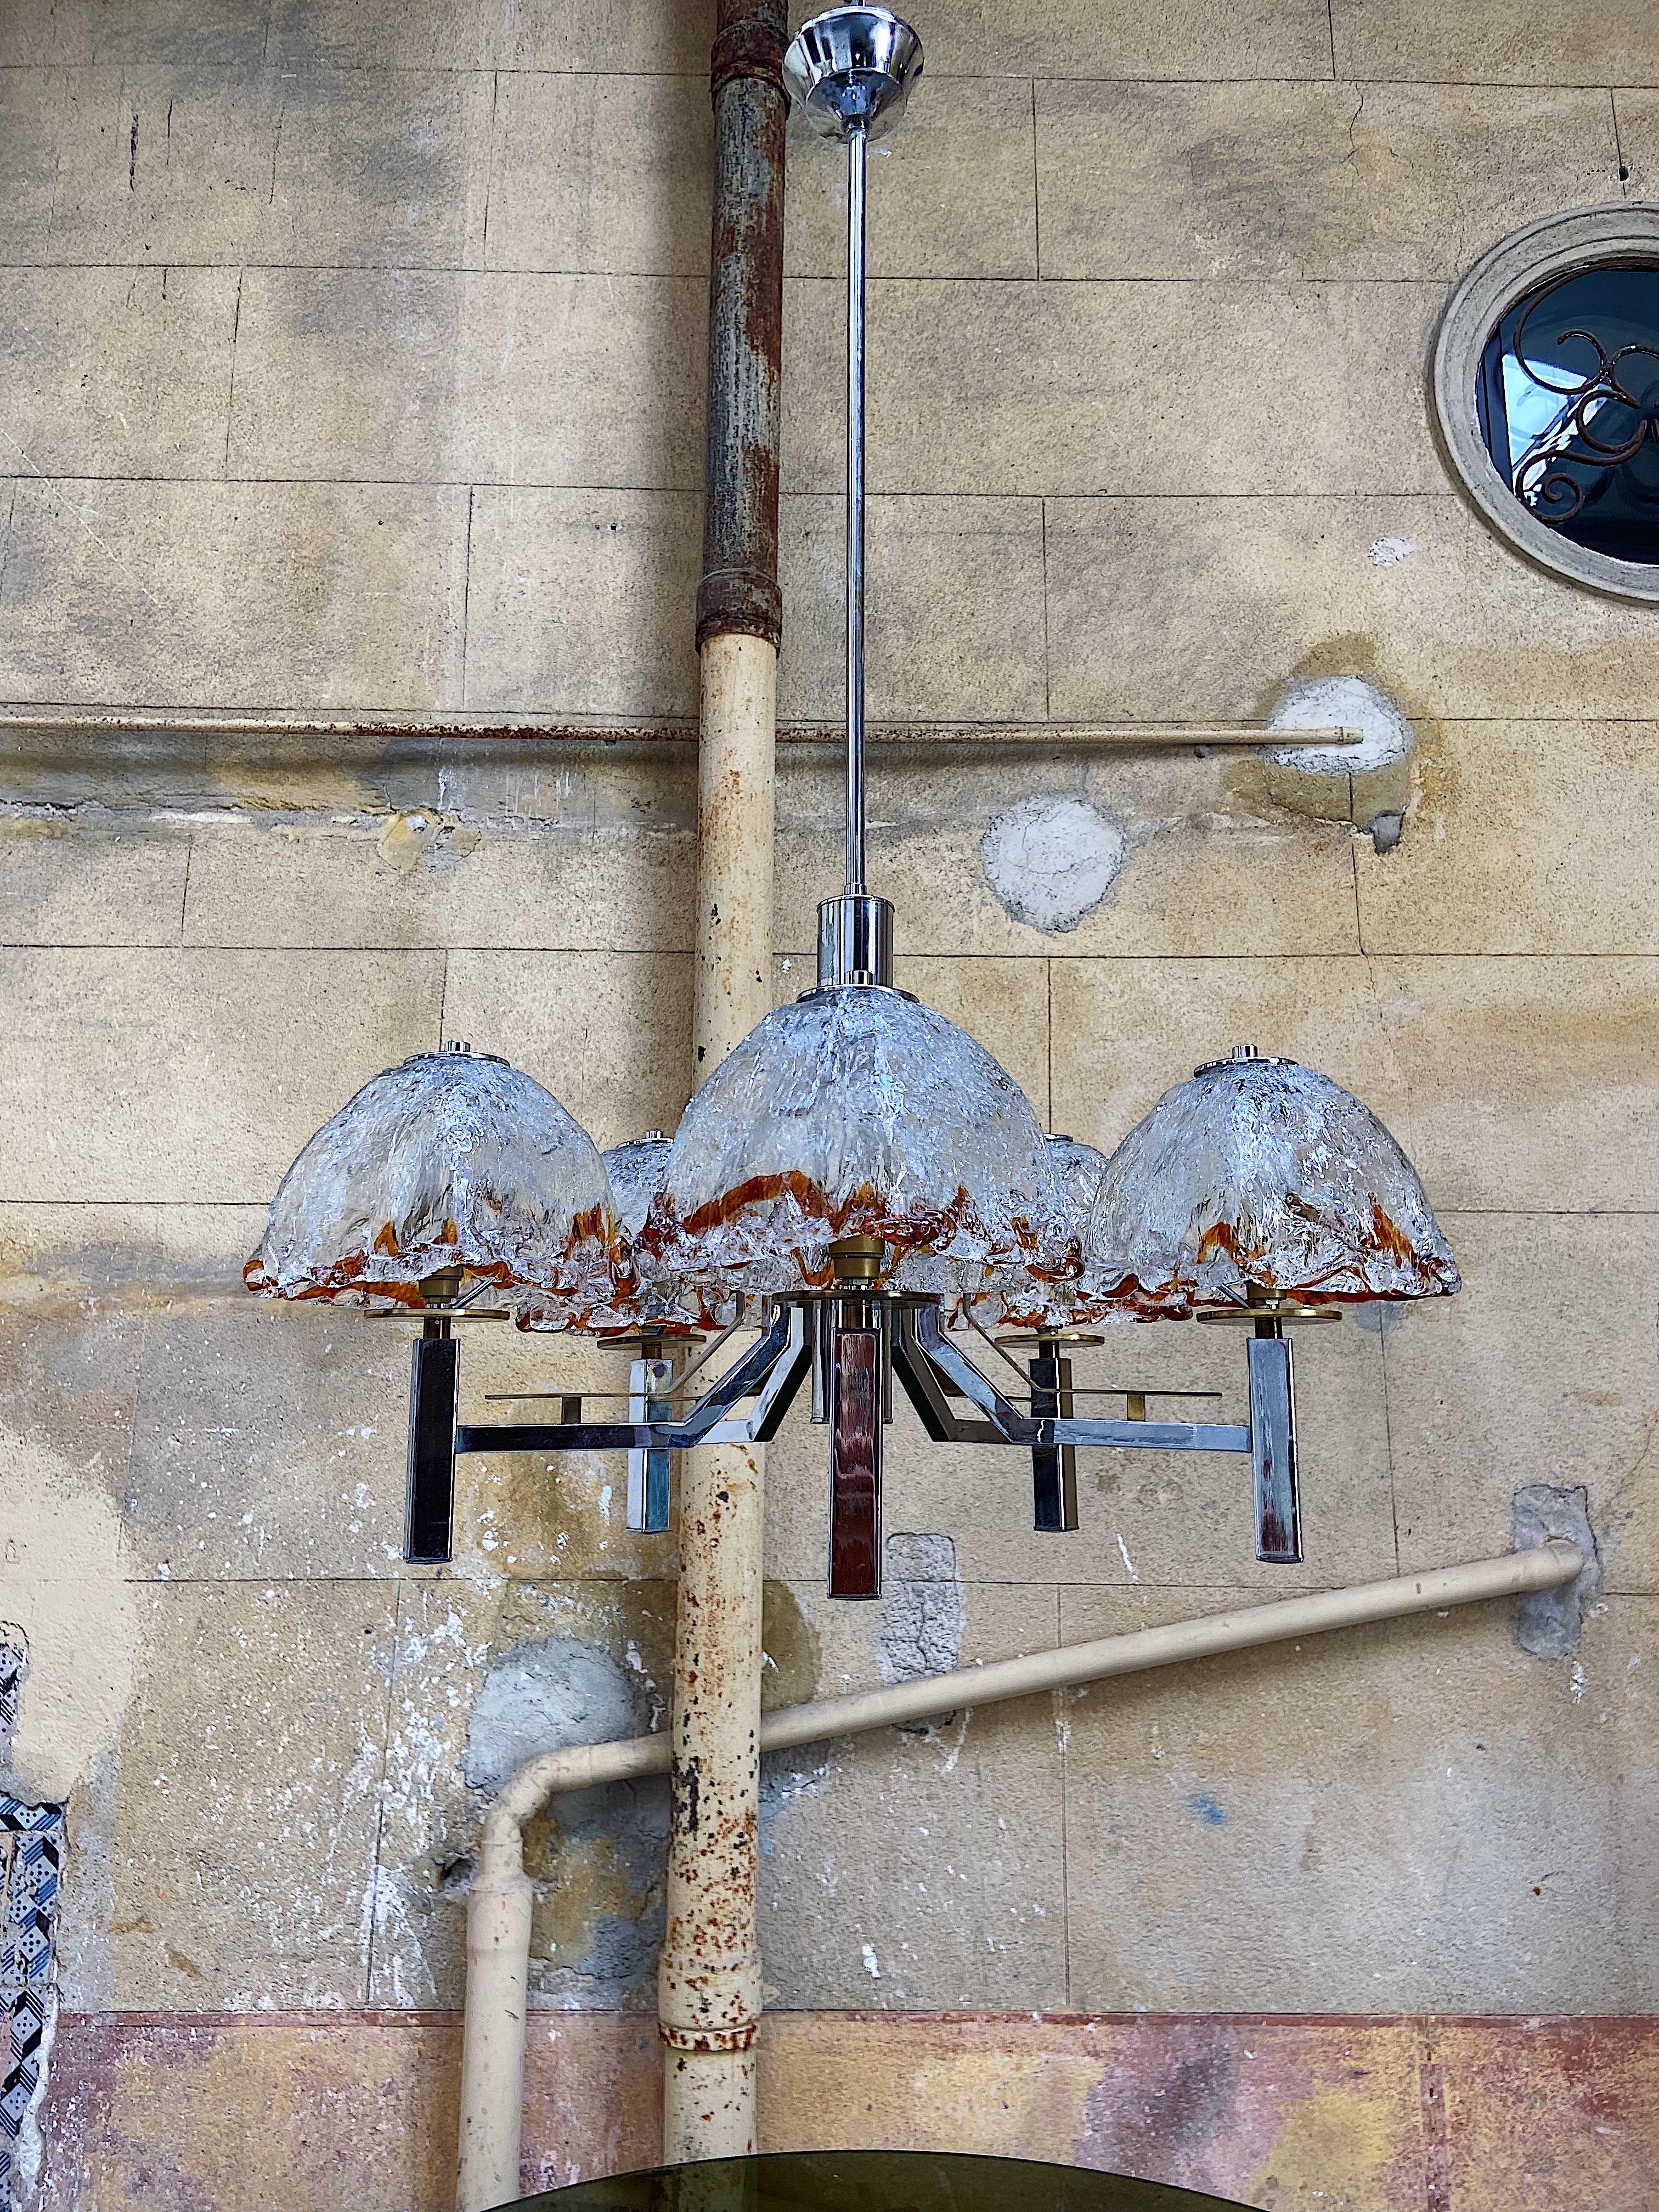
<box><xmin>245</xmin><ymin>6</ymin><xmax>1459</xmax><ymax>1599</ymax></box>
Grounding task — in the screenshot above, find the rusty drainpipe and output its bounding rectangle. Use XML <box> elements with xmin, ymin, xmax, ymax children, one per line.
<box><xmin>657</xmin><ymin>0</ymin><xmax>788</xmax><ymax>2168</ymax></box>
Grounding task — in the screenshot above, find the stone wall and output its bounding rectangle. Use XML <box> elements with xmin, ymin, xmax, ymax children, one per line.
<box><xmin>2</xmin><ymin>1</ymin><xmax>1657</xmax><ymax>2206</ymax></box>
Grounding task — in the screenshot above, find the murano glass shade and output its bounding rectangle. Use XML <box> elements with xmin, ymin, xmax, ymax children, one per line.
<box><xmin>1081</xmin><ymin>1048</ymin><xmax>1460</xmax><ymax>1317</ymax></box>
<box><xmin>603</xmin><ymin>1132</ymin><xmax>673</xmax><ymax>1240</ymax></box>
<box><xmin>516</xmin><ymin>1132</ymin><xmax>732</xmax><ymax>1336</ymax></box>
<box><xmin>244</xmin><ymin>1048</ymin><xmax>613</xmax><ymax>1314</ymax></box>
<box><xmin>640</xmin><ymin>986</ymin><xmax>1064</xmax><ymax>1294</ymax></box>
<box><xmin>961</xmin><ymin>1133</ymin><xmax>1109</xmax><ymax>1331</ymax></box>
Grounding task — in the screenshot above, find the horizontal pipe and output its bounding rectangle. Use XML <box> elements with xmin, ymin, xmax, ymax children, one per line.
<box><xmin>483</xmin><ymin>1539</ymin><xmax>1583</xmax><ymax>1849</ymax></box>
<box><xmin>0</xmin><ymin>709</ymin><xmax>1361</xmax><ymax>749</ymax></box>
<box><xmin>459</xmin><ymin>1541</ymin><xmax>1583</xmax><ymax>2207</ymax></box>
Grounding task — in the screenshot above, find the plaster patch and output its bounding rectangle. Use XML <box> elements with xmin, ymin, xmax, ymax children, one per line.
<box><xmin>464</xmin><ymin>1635</ymin><xmax>641</xmax><ymax>1797</ymax></box>
<box><xmin>1266</xmin><ymin>675</ymin><xmax>1415</xmax><ymax>778</ymax></box>
<box><xmin>1368</xmin><ymin>535</ymin><xmax>1415</xmax><ymax>567</ymax></box>
<box><xmin>980</xmin><ymin>796</ymin><xmax>1125</xmax><ymax>935</ymax></box>
<box><xmin>1511</xmin><ymin>1483</ymin><xmax>1602</xmax><ymax>1661</ymax></box>
<box><xmin>876</xmin><ymin>1534</ymin><xmax>966</xmax><ymax>1688</ymax></box>
<box><xmin>0</xmin><ymin>1453</ymin><xmax>136</xmax><ymax>1805</ymax></box>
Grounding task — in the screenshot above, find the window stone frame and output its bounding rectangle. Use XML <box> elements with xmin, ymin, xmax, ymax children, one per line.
<box><xmin>1432</xmin><ymin>204</ymin><xmax>1659</xmax><ymax>605</ymax></box>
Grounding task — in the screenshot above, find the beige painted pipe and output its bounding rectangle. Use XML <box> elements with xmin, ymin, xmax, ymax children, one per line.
<box><xmin>0</xmin><ymin>707</ymin><xmax>1360</xmax><ymax>748</ymax></box>
<box><xmin>659</xmin><ymin>628</ymin><xmax>779</xmax><ymax>2163</ymax></box>
<box><xmin>455</xmin><ymin>1539</ymin><xmax>1583</xmax><ymax>2209</ymax></box>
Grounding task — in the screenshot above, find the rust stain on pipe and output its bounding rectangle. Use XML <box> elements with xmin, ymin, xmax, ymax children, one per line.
<box><xmin>696</xmin><ymin>0</ymin><xmax>787</xmax><ymax>653</ymax></box>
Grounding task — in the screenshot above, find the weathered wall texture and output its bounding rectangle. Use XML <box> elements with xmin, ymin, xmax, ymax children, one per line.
<box><xmin>2</xmin><ymin>0</ymin><xmax>1658</xmax><ymax>2205</ymax></box>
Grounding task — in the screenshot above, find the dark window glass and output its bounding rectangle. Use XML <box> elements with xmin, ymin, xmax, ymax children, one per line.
<box><xmin>1477</xmin><ymin>262</ymin><xmax>1659</xmax><ymax>564</ymax></box>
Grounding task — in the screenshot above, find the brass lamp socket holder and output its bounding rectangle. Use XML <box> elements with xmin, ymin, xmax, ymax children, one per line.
<box><xmin>828</xmin><ymin>1234</ymin><xmax>888</xmax><ymax>1285</ymax></box>
<box><xmin>1196</xmin><ymin>1296</ymin><xmax>1341</xmax><ymax>1327</ymax></box>
<box><xmin>365</xmin><ymin>1263</ymin><xmax>510</xmax><ymax>1321</ymax></box>
<box><xmin>994</xmin><ymin>1331</ymin><xmax>1108</xmax><ymax>1349</ymax></box>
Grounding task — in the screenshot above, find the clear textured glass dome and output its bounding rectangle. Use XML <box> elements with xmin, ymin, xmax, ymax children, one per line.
<box><xmin>603</xmin><ymin>1132</ymin><xmax>673</xmax><ymax>1240</ymax></box>
<box><xmin>244</xmin><ymin>1048</ymin><xmax>613</xmax><ymax>1314</ymax></box>
<box><xmin>959</xmin><ymin>1132</ymin><xmax>1109</xmax><ymax>1332</ymax></box>
<box><xmin>640</xmin><ymin>986</ymin><xmax>1062</xmax><ymax>1294</ymax></box>
<box><xmin>516</xmin><ymin>1131</ymin><xmax>732</xmax><ymax>1336</ymax></box>
<box><xmin>1081</xmin><ymin>1047</ymin><xmax>1460</xmax><ymax>1317</ymax></box>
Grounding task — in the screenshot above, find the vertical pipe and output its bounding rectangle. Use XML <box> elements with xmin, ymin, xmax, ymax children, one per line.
<box><xmin>844</xmin><ymin>123</ymin><xmax>868</xmax><ymax>896</ymax></box>
<box><xmin>456</xmin><ymin>1817</ymin><xmax>534</xmax><ymax>2212</ymax></box>
<box><xmin>663</xmin><ymin>0</ymin><xmax>787</xmax><ymax>2167</ymax></box>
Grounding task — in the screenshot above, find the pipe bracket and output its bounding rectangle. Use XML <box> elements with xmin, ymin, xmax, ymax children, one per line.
<box><xmin>696</xmin><ymin>566</ymin><xmax>785</xmax><ymax>652</ymax></box>
<box><xmin>710</xmin><ymin>13</ymin><xmax>789</xmax><ymax>101</ymax></box>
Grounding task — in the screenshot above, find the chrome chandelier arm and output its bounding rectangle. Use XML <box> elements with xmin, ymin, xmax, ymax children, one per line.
<box><xmin>890</xmin><ymin>1304</ymin><xmax>1006</xmax><ymax>1443</ymax></box>
<box><xmin>907</xmin><ymin>1305</ymin><xmax>1252</xmax><ymax>1453</ymax></box>
<box><xmin>700</xmin><ymin>1302</ymin><xmax>815</xmax><ymax>1444</ymax></box>
<box><xmin>454</xmin><ymin>1307</ymin><xmax>799</xmax><ymax>1457</ymax></box>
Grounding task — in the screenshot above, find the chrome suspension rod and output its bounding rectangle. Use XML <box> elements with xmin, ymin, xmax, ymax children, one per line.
<box><xmin>844</xmin><ymin>119</ymin><xmax>868</xmax><ymax>895</ymax></box>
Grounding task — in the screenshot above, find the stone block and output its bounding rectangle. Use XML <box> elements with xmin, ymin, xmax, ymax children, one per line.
<box><xmin>1044</xmin><ymin>493</ymin><xmax>1659</xmax><ymax>723</ymax></box>
<box><xmin>913</xmin><ymin>0</ymin><xmax>1332</xmax><ymax>78</ymax></box>
<box><xmin>773</xmin><ymin>744</ymin><xmax>1361</xmax><ymax>960</ymax></box>
<box><xmin>755</xmin><ymin>1577</ymin><xmax>1068</xmax><ymax>2011</ymax></box>
<box><xmin>0</xmin><ymin>1206</ymin><xmax>150</xmax><ymax>1468</ymax></box>
<box><xmin>486</xmin><ymin>72</ymin><xmax>712</xmax><ymax>275</ymax></box>
<box><xmin>102</xmin><ymin>1582</ymin><xmax>396</xmax><ymax>2009</ymax></box>
<box><xmin>0</xmin><ymin>0</ymin><xmax>261</xmax><ymax>65</ymax></box>
<box><xmin>122</xmin><ymin>1205</ymin><xmax>425</xmax><ymax>1584</ymax></box>
<box><xmin>785</xmin><ymin>78</ymin><xmax>1037</xmax><ymax>279</ymax></box>
<box><xmin>1618</xmin><ymin>93</ymin><xmax>1659</xmax><ymax>198</ymax></box>
<box><xmin>1385</xmin><ymin>1212</ymin><xmax>1659</xmax><ymax>1594</ymax></box>
<box><xmin>41</xmin><ymin>2015</ymin><xmax>462</xmax><ymax>2212</ymax></box>
<box><xmin>0</xmin><ymin>817</ymin><xmax>189</xmax><ymax>947</ymax></box>
<box><xmin>760</xmin><ymin>2012</ymin><xmax>1434</xmax><ymax>2209</ymax></box>
<box><xmin>0</xmin><ymin>946</ymin><xmax>444</xmax><ymax>1203</ymax></box>
<box><xmin>3</xmin><ymin>66</ymin><xmax>494</xmax><ymax>268</ymax></box>
<box><xmin>181</xmin><ymin>816</ymin><xmax>695</xmax><ymax>953</ymax></box>
<box><xmin>891</xmin><ymin>949</ymin><xmax>1051</xmax><ymax>1120</ymax></box>
<box><xmin>267</xmin><ymin>0</ymin><xmax>714</xmax><ymax>71</ymax></box>
<box><xmin>1049</xmin><ymin>951</ymin><xmax>1659</xmax><ymax>1214</ymax></box>
<box><xmin>0</xmin><ymin>1206</ymin><xmax>149</xmax><ymax>1813</ymax></box>
<box><xmin>0</xmin><ymin>479</ymin><xmax>470</xmax><ymax>708</ymax></box>
<box><xmin>0</xmin><ymin>68</ymin><xmax>64</xmax><ymax>262</ymax></box>
<box><xmin>1435</xmin><ymin>2017</ymin><xmax>1659</xmax><ymax>2212</ymax></box>
<box><xmin>441</xmin><ymin>947</ymin><xmax>695</xmax><ymax>1149</ymax></box>
<box><xmin>462</xmin><ymin>487</ymin><xmax>702</xmax><ymax>716</ymax></box>
<box><xmin>227</xmin><ymin>270</ymin><xmax>705</xmax><ymax>488</ymax></box>
<box><xmin>1</xmin><ymin>266</ymin><xmax>238</xmax><ymax>477</ymax></box>
<box><xmin>1057</xmin><ymin>1585</ymin><xmax>1659</xmax><ymax>2011</ymax></box>
<box><xmin>1036</xmin><ymin>81</ymin><xmax>1621</xmax><ymax>280</ymax></box>
<box><xmin>777</xmin><ymin>493</ymin><xmax>1047</xmax><ymax>724</ymax></box>
<box><xmin>1331</xmin><ymin>0</ymin><xmax>1659</xmax><ymax>86</ymax></box>
<box><xmin>783</xmin><ymin>278</ymin><xmax>1444</xmax><ymax>497</ymax></box>
<box><xmin>1357</xmin><ymin>719</ymin><xmax>1659</xmax><ymax>955</ymax></box>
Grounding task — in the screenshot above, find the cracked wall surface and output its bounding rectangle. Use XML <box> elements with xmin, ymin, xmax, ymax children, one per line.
<box><xmin>2</xmin><ymin>0</ymin><xmax>1659</xmax><ymax>2207</ymax></box>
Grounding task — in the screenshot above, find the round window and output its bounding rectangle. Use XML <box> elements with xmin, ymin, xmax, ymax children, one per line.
<box><xmin>1433</xmin><ymin>207</ymin><xmax>1659</xmax><ymax>602</ymax></box>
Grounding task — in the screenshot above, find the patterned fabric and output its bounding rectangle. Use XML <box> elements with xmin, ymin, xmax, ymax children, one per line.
<box><xmin>0</xmin><ymin>1643</ymin><xmax>65</xmax><ymax>2212</ymax></box>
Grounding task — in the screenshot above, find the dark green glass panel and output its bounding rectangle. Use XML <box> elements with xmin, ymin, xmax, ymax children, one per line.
<box><xmin>508</xmin><ymin>2151</ymin><xmax>1248</xmax><ymax>2212</ymax></box>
